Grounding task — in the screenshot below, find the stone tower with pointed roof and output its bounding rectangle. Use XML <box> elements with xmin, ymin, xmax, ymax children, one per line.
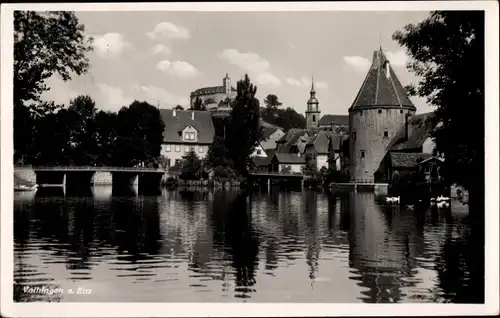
<box><xmin>348</xmin><ymin>47</ymin><xmax>417</xmax><ymax>182</ymax></box>
<box><xmin>305</xmin><ymin>77</ymin><xmax>321</xmax><ymax>130</ymax></box>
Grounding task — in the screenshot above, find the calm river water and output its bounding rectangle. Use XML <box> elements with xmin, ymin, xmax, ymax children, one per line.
<box><xmin>13</xmin><ymin>186</ymin><xmax>484</xmax><ymax>303</ymax></box>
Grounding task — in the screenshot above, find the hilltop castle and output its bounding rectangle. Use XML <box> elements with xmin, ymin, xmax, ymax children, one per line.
<box><xmin>189</xmin><ymin>73</ymin><xmax>237</xmax><ymax>110</ymax></box>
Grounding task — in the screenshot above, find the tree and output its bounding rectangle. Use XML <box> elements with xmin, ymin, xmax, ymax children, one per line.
<box><xmin>65</xmin><ymin>95</ymin><xmax>99</xmax><ymax>165</ymax></box>
<box><xmin>112</xmin><ymin>101</ymin><xmax>166</xmax><ymax>167</ymax></box>
<box><xmin>206</xmin><ymin>136</ymin><xmax>234</xmax><ymax>169</ymax></box>
<box><xmin>13</xmin><ymin>11</ymin><xmax>93</xmax><ymax>163</ymax></box>
<box><xmin>94</xmin><ymin>110</ymin><xmax>118</xmax><ymax>166</ymax></box>
<box><xmin>261</xmin><ymin>106</ymin><xmax>306</xmax><ymax>132</ymax></box>
<box><xmin>192</xmin><ymin>97</ymin><xmax>205</xmax><ymax>111</ymax></box>
<box><xmin>174</xmin><ymin>105</ymin><xmax>184</xmax><ymax>110</ymax></box>
<box><xmin>180</xmin><ymin>150</ymin><xmax>202</xmax><ymax>180</ymax></box>
<box><xmin>30</xmin><ymin>108</ymin><xmax>73</xmax><ymax>165</ymax></box>
<box><xmin>263</xmin><ymin>94</ymin><xmax>282</xmax><ymax>111</ymax></box>
<box><xmin>14</xmin><ymin>11</ymin><xmax>93</xmax><ymax>108</ymax></box>
<box><xmin>226</xmin><ymin>74</ymin><xmax>261</xmax><ymax>174</ymax></box>
<box><xmin>393</xmin><ymin>11</ymin><xmax>484</xmax><ymax>216</ymax></box>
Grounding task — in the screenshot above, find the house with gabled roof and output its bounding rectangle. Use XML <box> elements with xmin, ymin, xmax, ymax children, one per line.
<box><xmin>159</xmin><ymin>109</ymin><xmax>215</xmax><ymax>169</ymax></box>
<box><xmin>304</xmin><ymin>130</ymin><xmax>347</xmax><ymax>171</ymax></box>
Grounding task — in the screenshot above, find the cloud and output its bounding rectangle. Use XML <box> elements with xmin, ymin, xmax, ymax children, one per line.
<box><xmin>92</xmin><ymin>33</ymin><xmax>133</xmax><ymax>59</ymax></box>
<box><xmin>385</xmin><ymin>50</ymin><xmax>408</xmax><ymax>67</ymax></box>
<box><xmin>156</xmin><ymin>60</ymin><xmax>200</xmax><ymax>78</ymax></box>
<box><xmin>217</xmin><ymin>49</ymin><xmax>270</xmax><ymax>73</ymax></box>
<box><xmin>218</xmin><ymin>49</ymin><xmax>283</xmax><ymax>87</ymax></box>
<box><xmin>343</xmin><ymin>55</ymin><xmax>371</xmax><ymax>72</ymax></box>
<box><xmin>286</xmin><ymin>78</ymin><xmax>302</xmax><ymax>86</ymax></box>
<box><xmin>285</xmin><ymin>77</ymin><xmax>329</xmax><ymax>89</ymax></box>
<box><xmin>147</xmin><ymin>22</ymin><xmax>190</xmax><ymax>41</ymax></box>
<box><xmin>139</xmin><ymin>85</ymin><xmax>189</xmax><ymax>107</ymax></box>
<box><xmin>150</xmin><ymin>44</ymin><xmax>172</xmax><ymax>56</ymax></box>
<box><xmin>97</xmin><ymin>84</ymin><xmax>133</xmax><ymax>111</ymax></box>
<box><xmin>256</xmin><ymin>72</ymin><xmax>282</xmax><ymax>87</ymax></box>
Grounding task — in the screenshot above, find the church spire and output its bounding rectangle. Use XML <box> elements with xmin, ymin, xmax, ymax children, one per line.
<box><xmin>311</xmin><ymin>76</ymin><xmax>316</xmax><ymax>94</ymax></box>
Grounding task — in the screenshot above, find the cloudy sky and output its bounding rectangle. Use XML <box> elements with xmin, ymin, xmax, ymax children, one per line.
<box><xmin>42</xmin><ymin>10</ymin><xmax>434</xmax><ymax>115</ymax></box>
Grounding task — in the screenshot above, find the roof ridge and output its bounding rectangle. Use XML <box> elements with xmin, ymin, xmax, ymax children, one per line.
<box><xmin>389</xmin><ymin>67</ymin><xmax>404</xmax><ymax>107</ymax></box>
<box><xmin>375</xmin><ymin>52</ymin><xmax>380</xmax><ymax>105</ymax></box>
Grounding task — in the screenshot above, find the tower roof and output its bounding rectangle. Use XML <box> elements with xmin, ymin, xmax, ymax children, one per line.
<box><xmin>307</xmin><ymin>76</ymin><xmax>318</xmax><ymax>104</ymax></box>
<box><xmin>349</xmin><ymin>47</ymin><xmax>416</xmax><ymax>111</ymax></box>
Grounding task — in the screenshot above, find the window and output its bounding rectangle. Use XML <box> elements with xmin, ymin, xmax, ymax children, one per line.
<box><xmin>175</xmin><ymin>145</ymin><xmax>180</xmax><ymax>152</ymax></box>
<box><xmin>384</xmin><ymin>131</ymin><xmax>388</xmax><ymax>138</ymax></box>
<box><xmin>199</xmin><ymin>146</ymin><xmax>204</xmax><ymax>153</ymax></box>
<box><xmin>400</xmin><ymin>110</ymin><xmax>404</xmax><ymax>114</ymax></box>
<box><xmin>378</xmin><ymin>109</ymin><xmax>382</xmax><ymax>114</ymax></box>
<box><xmin>184</xmin><ymin>131</ymin><xmax>196</xmax><ymax>141</ymax></box>
<box><xmin>312</xmin><ymin>115</ymin><xmax>316</xmax><ymax>122</ymax></box>
<box><xmin>352</xmin><ymin>131</ymin><xmax>356</xmax><ymax>140</ymax></box>
<box><xmin>361</xmin><ymin>150</ymin><xmax>365</xmax><ymax>158</ymax></box>
<box><xmin>257</xmin><ymin>149</ymin><xmax>262</xmax><ymax>155</ymax></box>
<box><xmin>185</xmin><ymin>146</ymin><xmax>190</xmax><ymax>152</ymax></box>
<box><xmin>166</xmin><ymin>145</ymin><xmax>171</xmax><ymax>152</ymax></box>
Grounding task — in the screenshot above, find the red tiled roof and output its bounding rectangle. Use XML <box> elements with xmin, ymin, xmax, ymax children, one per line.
<box><xmin>350</xmin><ymin>48</ymin><xmax>416</xmax><ymax>111</ymax></box>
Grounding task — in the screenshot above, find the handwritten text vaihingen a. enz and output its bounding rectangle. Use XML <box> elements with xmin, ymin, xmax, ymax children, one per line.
<box><xmin>23</xmin><ymin>286</ymin><xmax>92</xmax><ymax>295</ymax></box>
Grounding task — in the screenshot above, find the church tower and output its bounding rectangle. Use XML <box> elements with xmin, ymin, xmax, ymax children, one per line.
<box><xmin>223</xmin><ymin>73</ymin><xmax>231</xmax><ymax>95</ymax></box>
<box><xmin>348</xmin><ymin>47</ymin><xmax>417</xmax><ymax>182</ymax></box>
<box><xmin>305</xmin><ymin>77</ymin><xmax>321</xmax><ymax>130</ymax></box>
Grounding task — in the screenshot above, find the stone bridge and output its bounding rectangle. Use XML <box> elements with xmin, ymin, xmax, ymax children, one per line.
<box><xmin>31</xmin><ymin>166</ymin><xmax>165</xmax><ymax>191</ymax></box>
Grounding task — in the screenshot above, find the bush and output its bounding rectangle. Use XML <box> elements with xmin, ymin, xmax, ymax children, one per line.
<box><xmin>212</xmin><ymin>165</ymin><xmax>239</xmax><ymax>179</ymax></box>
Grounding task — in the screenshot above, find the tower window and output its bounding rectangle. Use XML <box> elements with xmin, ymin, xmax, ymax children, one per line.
<box><xmin>378</xmin><ymin>109</ymin><xmax>382</xmax><ymax>114</ymax></box>
<box><xmin>400</xmin><ymin>110</ymin><xmax>404</xmax><ymax>114</ymax></box>
<box><xmin>361</xmin><ymin>150</ymin><xmax>365</xmax><ymax>158</ymax></box>
<box><xmin>384</xmin><ymin>131</ymin><xmax>388</xmax><ymax>138</ymax></box>
<box><xmin>312</xmin><ymin>115</ymin><xmax>316</xmax><ymax>122</ymax></box>
<box><xmin>352</xmin><ymin>131</ymin><xmax>356</xmax><ymax>140</ymax></box>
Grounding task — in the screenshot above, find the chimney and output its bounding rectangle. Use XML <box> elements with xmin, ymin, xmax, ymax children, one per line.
<box><xmin>191</xmin><ymin>111</ymin><xmax>194</xmax><ymax>120</ymax></box>
<box><xmin>173</xmin><ymin>110</ymin><xmax>176</xmax><ymax>117</ymax></box>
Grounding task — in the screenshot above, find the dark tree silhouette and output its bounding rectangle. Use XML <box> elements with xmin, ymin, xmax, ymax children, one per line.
<box><xmin>263</xmin><ymin>94</ymin><xmax>282</xmax><ymax>111</ymax></box>
<box><xmin>393</xmin><ymin>11</ymin><xmax>484</xmax><ymax>219</ymax></box>
<box><xmin>14</xmin><ymin>11</ymin><xmax>93</xmax><ymax>107</ymax></box>
<box><xmin>112</xmin><ymin>101</ymin><xmax>166</xmax><ymax>167</ymax></box>
<box><xmin>191</xmin><ymin>97</ymin><xmax>205</xmax><ymax>111</ymax></box>
<box><xmin>13</xmin><ymin>11</ymin><xmax>93</xmax><ymax>163</ymax></box>
<box><xmin>225</xmin><ymin>74</ymin><xmax>261</xmax><ymax>174</ymax></box>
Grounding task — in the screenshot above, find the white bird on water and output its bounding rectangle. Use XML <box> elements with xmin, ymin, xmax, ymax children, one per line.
<box><xmin>385</xmin><ymin>196</ymin><xmax>400</xmax><ymax>203</ymax></box>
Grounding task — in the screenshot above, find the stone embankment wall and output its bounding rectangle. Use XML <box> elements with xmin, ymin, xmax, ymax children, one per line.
<box><xmin>14</xmin><ymin>166</ymin><xmax>36</xmax><ymax>185</ymax></box>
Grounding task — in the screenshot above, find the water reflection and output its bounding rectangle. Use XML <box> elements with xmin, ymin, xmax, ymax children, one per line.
<box><xmin>13</xmin><ymin>187</ymin><xmax>483</xmax><ymax>303</ymax></box>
